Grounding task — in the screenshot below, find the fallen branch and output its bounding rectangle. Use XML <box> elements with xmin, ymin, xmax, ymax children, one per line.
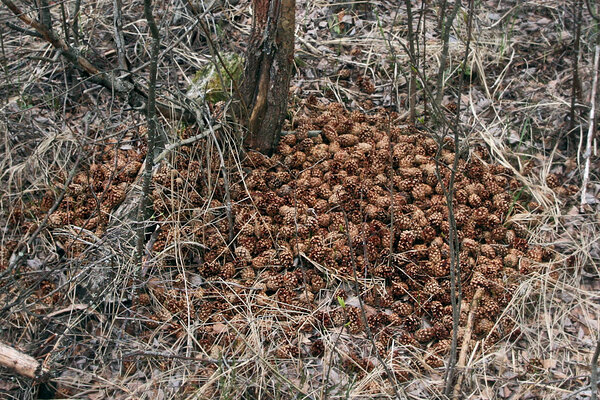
<box><xmin>452</xmin><ymin>287</ymin><xmax>484</xmax><ymax>399</ymax></box>
<box><xmin>153</xmin><ymin>124</ymin><xmax>220</xmax><ymax>164</ymax></box>
<box><xmin>0</xmin><ymin>342</ymin><xmax>49</xmax><ymax>381</ymax></box>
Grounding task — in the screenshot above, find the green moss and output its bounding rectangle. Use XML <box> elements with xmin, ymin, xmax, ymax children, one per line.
<box><xmin>188</xmin><ymin>53</ymin><xmax>244</xmax><ymax>103</ymax></box>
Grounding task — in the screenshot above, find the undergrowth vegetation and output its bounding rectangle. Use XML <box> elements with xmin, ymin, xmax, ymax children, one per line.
<box><xmin>0</xmin><ymin>0</ymin><xmax>599</xmax><ymax>399</ymax></box>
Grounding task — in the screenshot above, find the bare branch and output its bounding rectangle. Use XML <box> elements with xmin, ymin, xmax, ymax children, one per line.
<box><xmin>71</xmin><ymin>0</ymin><xmax>81</xmax><ymax>45</ymax></box>
<box><xmin>403</xmin><ymin>0</ymin><xmax>417</xmax><ymax>123</ymax></box>
<box><xmin>136</xmin><ymin>0</ymin><xmax>161</xmax><ymax>264</ymax></box>
<box><xmin>113</xmin><ymin>0</ymin><xmax>129</xmax><ymax>72</ymax></box>
<box><xmin>1</xmin><ymin>0</ymin><xmax>195</xmax><ymax>122</ymax></box>
<box><xmin>453</xmin><ymin>287</ymin><xmax>484</xmax><ymax>398</ymax></box>
<box><xmin>570</xmin><ymin>0</ymin><xmax>583</xmax><ymax>130</ymax></box>
<box><xmin>5</xmin><ymin>21</ymin><xmax>42</xmax><ymax>38</ymax></box>
<box><xmin>442</xmin><ymin>0</ymin><xmax>474</xmax><ymax>396</ymax></box>
<box><xmin>38</xmin><ymin>0</ymin><xmax>52</xmax><ymax>30</ymax></box>
<box><xmin>435</xmin><ymin>0</ymin><xmax>462</xmax><ymax>107</ymax></box>
<box><xmin>585</xmin><ymin>0</ymin><xmax>600</xmax><ymax>21</ymax></box>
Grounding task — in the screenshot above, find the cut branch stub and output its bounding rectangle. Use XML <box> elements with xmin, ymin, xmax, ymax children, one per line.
<box><xmin>241</xmin><ymin>0</ymin><xmax>295</xmax><ymax>155</ymax></box>
<box><xmin>0</xmin><ymin>342</ymin><xmax>49</xmax><ymax>381</ymax></box>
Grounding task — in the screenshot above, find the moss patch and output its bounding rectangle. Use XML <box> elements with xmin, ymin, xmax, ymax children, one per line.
<box><xmin>187</xmin><ymin>53</ymin><xmax>244</xmax><ymax>103</ymax></box>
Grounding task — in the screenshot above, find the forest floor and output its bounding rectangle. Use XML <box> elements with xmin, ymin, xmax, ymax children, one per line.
<box><xmin>0</xmin><ymin>0</ymin><xmax>599</xmax><ymax>399</ymax></box>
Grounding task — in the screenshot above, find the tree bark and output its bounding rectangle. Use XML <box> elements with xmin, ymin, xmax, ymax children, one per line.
<box><xmin>242</xmin><ymin>0</ymin><xmax>295</xmax><ymax>155</ymax></box>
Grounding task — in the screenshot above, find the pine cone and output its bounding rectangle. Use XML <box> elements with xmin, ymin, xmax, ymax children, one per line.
<box><xmin>414</xmin><ymin>327</ymin><xmax>436</xmax><ymax>343</ymax></box>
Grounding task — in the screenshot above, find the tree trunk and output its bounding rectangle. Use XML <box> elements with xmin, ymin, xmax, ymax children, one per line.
<box><xmin>242</xmin><ymin>0</ymin><xmax>295</xmax><ymax>155</ymax></box>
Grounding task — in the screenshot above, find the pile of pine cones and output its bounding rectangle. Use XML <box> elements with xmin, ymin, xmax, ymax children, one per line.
<box><xmin>45</xmin><ymin>134</ymin><xmax>143</xmax><ymax>226</ymax></box>
<box><xmin>146</xmin><ymin>103</ymin><xmax>548</xmax><ymax>370</ymax></box>
<box><xmin>17</xmin><ymin>104</ymin><xmax>549</xmax><ymax>374</ymax></box>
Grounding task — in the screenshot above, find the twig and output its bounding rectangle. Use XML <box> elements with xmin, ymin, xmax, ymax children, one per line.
<box><xmin>59</xmin><ymin>2</ymin><xmax>69</xmax><ymax>44</ymax></box>
<box><xmin>5</xmin><ymin>22</ymin><xmax>42</xmax><ymax>38</ymax></box>
<box><xmin>438</xmin><ymin>0</ymin><xmax>448</xmax><ymax>31</ymax></box>
<box><xmin>113</xmin><ymin>0</ymin><xmax>129</xmax><ymax>72</ymax></box>
<box><xmin>392</xmin><ymin>28</ymin><xmax>467</xmax><ymax>143</ymax></box>
<box><xmin>443</xmin><ymin>0</ymin><xmax>474</xmax><ymax>396</ymax></box>
<box><xmin>591</xmin><ymin>338</ymin><xmax>600</xmax><ymax>400</ymax></box>
<box><xmin>38</xmin><ymin>0</ymin><xmax>52</xmax><ymax>30</ymax></box>
<box><xmin>452</xmin><ymin>287</ymin><xmax>484</xmax><ymax>398</ymax></box>
<box><xmin>402</xmin><ymin>0</ymin><xmax>417</xmax><ymax>123</ymax></box>
<box><xmin>435</xmin><ymin>0</ymin><xmax>462</xmax><ymax>107</ymax></box>
<box><xmin>136</xmin><ymin>0</ymin><xmax>161</xmax><ymax>264</ymax></box>
<box><xmin>569</xmin><ymin>0</ymin><xmax>583</xmax><ymax>131</ymax></box>
<box><xmin>422</xmin><ymin>0</ymin><xmax>428</xmax><ymax>117</ymax></box>
<box><xmin>586</xmin><ymin>0</ymin><xmax>600</xmax><ymax>21</ymax></box>
<box><xmin>580</xmin><ymin>44</ymin><xmax>599</xmax><ymax>211</ymax></box>
<box><xmin>341</xmin><ymin>209</ymin><xmax>403</xmax><ymax>400</ymax></box>
<box><xmin>153</xmin><ymin>124</ymin><xmax>220</xmax><ymax>164</ymax></box>
<box><xmin>566</xmin><ymin>378</ymin><xmax>600</xmax><ymax>399</ymax></box>
<box><xmin>71</xmin><ymin>0</ymin><xmax>81</xmax><ymax>45</ymax></box>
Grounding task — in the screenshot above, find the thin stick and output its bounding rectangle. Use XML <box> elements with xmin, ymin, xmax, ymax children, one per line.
<box><xmin>402</xmin><ymin>0</ymin><xmax>417</xmax><ymax>123</ymax></box>
<box><xmin>443</xmin><ymin>0</ymin><xmax>474</xmax><ymax>395</ymax></box>
<box><xmin>341</xmin><ymin>209</ymin><xmax>403</xmax><ymax>400</ymax></box>
<box><xmin>435</xmin><ymin>0</ymin><xmax>462</xmax><ymax>107</ymax></box>
<box><xmin>153</xmin><ymin>124</ymin><xmax>220</xmax><ymax>164</ymax></box>
<box><xmin>136</xmin><ymin>0</ymin><xmax>161</xmax><ymax>265</ymax></box>
<box><xmin>71</xmin><ymin>0</ymin><xmax>81</xmax><ymax>45</ymax></box>
<box><xmin>569</xmin><ymin>0</ymin><xmax>583</xmax><ymax>131</ymax></box>
<box><xmin>422</xmin><ymin>0</ymin><xmax>428</xmax><ymax>117</ymax></box>
<box><xmin>586</xmin><ymin>0</ymin><xmax>600</xmax><ymax>21</ymax></box>
<box><xmin>592</xmin><ymin>338</ymin><xmax>600</xmax><ymax>400</ymax></box>
<box><xmin>452</xmin><ymin>287</ymin><xmax>484</xmax><ymax>398</ymax></box>
<box><xmin>113</xmin><ymin>0</ymin><xmax>129</xmax><ymax>72</ymax></box>
<box><xmin>580</xmin><ymin>44</ymin><xmax>599</xmax><ymax>211</ymax></box>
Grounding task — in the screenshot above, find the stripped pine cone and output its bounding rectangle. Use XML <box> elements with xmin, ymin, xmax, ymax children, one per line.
<box><xmin>396</xmin><ymin>331</ymin><xmax>419</xmax><ymax>347</ymax></box>
<box><xmin>392</xmin><ymin>302</ymin><xmax>414</xmax><ymax>316</ymax></box>
<box><xmin>414</xmin><ymin>327</ymin><xmax>436</xmax><ymax>343</ymax></box>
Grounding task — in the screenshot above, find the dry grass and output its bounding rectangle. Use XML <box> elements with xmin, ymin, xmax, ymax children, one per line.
<box><xmin>0</xmin><ymin>0</ymin><xmax>598</xmax><ymax>399</ymax></box>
